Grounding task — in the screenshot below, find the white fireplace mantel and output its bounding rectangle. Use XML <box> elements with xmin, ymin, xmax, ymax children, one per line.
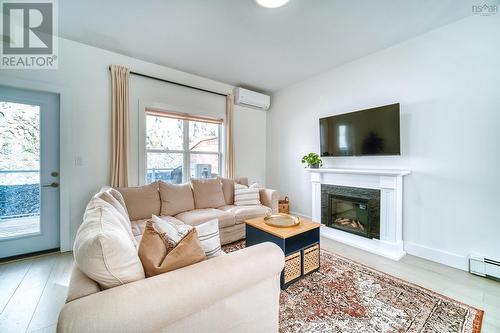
<box><xmin>308</xmin><ymin>167</ymin><xmax>411</xmax><ymax>260</ymax></box>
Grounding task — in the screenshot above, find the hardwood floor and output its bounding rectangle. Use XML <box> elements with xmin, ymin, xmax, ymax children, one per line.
<box><xmin>0</xmin><ymin>239</ymin><xmax>499</xmax><ymax>332</ymax></box>
<box><xmin>0</xmin><ymin>252</ymin><xmax>72</xmax><ymax>333</ymax></box>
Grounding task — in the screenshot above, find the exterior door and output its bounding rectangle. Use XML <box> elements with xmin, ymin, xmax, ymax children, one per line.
<box><xmin>0</xmin><ymin>86</ymin><xmax>60</xmax><ymax>258</ymax></box>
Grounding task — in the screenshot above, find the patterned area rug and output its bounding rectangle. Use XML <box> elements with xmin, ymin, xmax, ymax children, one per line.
<box><xmin>223</xmin><ymin>241</ymin><xmax>483</xmax><ymax>333</ymax></box>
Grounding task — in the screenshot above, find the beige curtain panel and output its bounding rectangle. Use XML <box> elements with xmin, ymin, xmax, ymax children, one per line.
<box><xmin>225</xmin><ymin>94</ymin><xmax>235</xmax><ymax>178</ymax></box>
<box><xmin>110</xmin><ymin>65</ymin><xmax>130</xmax><ymax>187</ymax></box>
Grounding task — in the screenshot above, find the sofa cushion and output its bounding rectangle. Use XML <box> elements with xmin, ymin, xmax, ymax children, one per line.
<box><xmin>73</xmin><ymin>198</ymin><xmax>145</xmax><ymax>289</ymax></box>
<box><xmin>191</xmin><ymin>178</ymin><xmax>226</xmax><ymax>209</ymax></box>
<box><xmin>219</xmin><ymin>177</ymin><xmax>249</xmax><ymax>205</ymax></box>
<box><xmin>131</xmin><ymin>216</ymin><xmax>184</xmax><ymax>237</ymax></box>
<box><xmin>219</xmin><ymin>205</ymin><xmax>271</xmax><ymax>224</ymax></box>
<box><xmin>115</xmin><ymin>182</ymin><xmax>160</xmax><ymax>220</ymax></box>
<box><xmin>235</xmin><ymin>177</ymin><xmax>249</xmax><ymax>186</ymax></box>
<box><xmin>219</xmin><ymin>178</ymin><xmax>235</xmax><ymax>205</ymax></box>
<box><xmin>219</xmin><ymin>224</ymin><xmax>245</xmax><ymax>245</ymax></box>
<box><xmin>159</xmin><ymin>182</ymin><xmax>195</xmax><ymax>216</ymax></box>
<box><xmin>234</xmin><ymin>184</ymin><xmax>261</xmax><ymax>206</ymax></box>
<box><xmin>175</xmin><ymin>208</ymin><xmax>236</xmax><ymax>228</ymax></box>
<box><xmin>138</xmin><ymin>221</ymin><xmax>206</xmax><ymax>277</ymax></box>
<box><xmin>94</xmin><ymin>190</ymin><xmax>135</xmax><ymax>245</ymax></box>
<box><xmin>65</xmin><ymin>266</ymin><xmax>101</xmax><ymax>303</ymax></box>
<box><xmin>97</xmin><ymin>188</ymin><xmax>129</xmax><ymax>220</ymax></box>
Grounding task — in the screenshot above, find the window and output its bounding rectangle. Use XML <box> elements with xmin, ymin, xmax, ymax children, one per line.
<box><xmin>145</xmin><ymin>110</ymin><xmax>222</xmax><ymax>184</ymax></box>
<box><xmin>338</xmin><ymin>125</ymin><xmax>348</xmax><ymax>150</ymax></box>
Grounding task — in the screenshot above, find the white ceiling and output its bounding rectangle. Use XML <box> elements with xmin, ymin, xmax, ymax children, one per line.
<box><xmin>59</xmin><ymin>0</ymin><xmax>471</xmax><ymax>92</ymax></box>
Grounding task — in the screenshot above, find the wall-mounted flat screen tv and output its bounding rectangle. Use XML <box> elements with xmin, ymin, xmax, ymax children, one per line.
<box><xmin>320</xmin><ymin>103</ymin><xmax>400</xmax><ymax>157</ymax></box>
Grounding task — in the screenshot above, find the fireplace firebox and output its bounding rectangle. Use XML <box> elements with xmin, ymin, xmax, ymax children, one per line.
<box><xmin>321</xmin><ymin>185</ymin><xmax>380</xmax><ymax>239</ymax></box>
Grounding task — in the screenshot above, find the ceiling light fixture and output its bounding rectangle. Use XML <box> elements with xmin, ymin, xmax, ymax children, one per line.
<box><xmin>255</xmin><ymin>0</ymin><xmax>289</xmax><ymax>9</ymax></box>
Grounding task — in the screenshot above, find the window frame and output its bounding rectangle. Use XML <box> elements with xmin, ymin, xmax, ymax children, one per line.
<box><xmin>144</xmin><ymin>109</ymin><xmax>223</xmax><ymax>184</ymax></box>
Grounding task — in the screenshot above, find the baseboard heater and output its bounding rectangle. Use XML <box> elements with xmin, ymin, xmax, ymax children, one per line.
<box><xmin>469</xmin><ymin>255</ymin><xmax>500</xmax><ymax>281</ymax></box>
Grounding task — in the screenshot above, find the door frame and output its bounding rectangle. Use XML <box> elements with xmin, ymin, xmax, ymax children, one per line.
<box><xmin>0</xmin><ymin>77</ymin><xmax>71</xmax><ymax>252</ymax></box>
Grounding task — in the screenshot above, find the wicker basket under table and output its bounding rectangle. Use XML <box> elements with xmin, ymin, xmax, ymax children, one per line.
<box><xmin>245</xmin><ymin>216</ymin><xmax>320</xmax><ymax>289</ymax></box>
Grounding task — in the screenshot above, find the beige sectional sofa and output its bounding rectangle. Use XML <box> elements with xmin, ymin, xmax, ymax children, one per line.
<box><xmin>117</xmin><ymin>177</ymin><xmax>278</xmax><ymax>245</ymax></box>
<box><xmin>58</xmin><ymin>178</ymin><xmax>283</xmax><ymax>333</ymax></box>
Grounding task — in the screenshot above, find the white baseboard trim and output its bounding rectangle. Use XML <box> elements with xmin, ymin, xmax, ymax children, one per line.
<box><xmin>404</xmin><ymin>242</ymin><xmax>468</xmax><ymax>271</ymax></box>
<box><xmin>289</xmin><ymin>211</ymin><xmax>468</xmax><ymax>271</ymax></box>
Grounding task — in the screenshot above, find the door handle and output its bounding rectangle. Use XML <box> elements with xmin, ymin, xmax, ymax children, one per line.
<box><xmin>42</xmin><ymin>182</ymin><xmax>59</xmax><ymax>188</ymax></box>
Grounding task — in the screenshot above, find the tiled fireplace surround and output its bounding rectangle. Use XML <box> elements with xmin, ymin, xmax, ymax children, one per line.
<box><xmin>309</xmin><ymin>168</ymin><xmax>411</xmax><ymax>260</ymax></box>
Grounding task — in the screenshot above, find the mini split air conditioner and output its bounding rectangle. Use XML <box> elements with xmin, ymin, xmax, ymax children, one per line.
<box><xmin>469</xmin><ymin>255</ymin><xmax>500</xmax><ymax>281</ymax></box>
<box><xmin>233</xmin><ymin>87</ymin><xmax>270</xmax><ymax>110</ymax></box>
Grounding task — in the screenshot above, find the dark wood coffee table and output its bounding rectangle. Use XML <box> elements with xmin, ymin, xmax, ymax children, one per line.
<box><xmin>245</xmin><ymin>216</ymin><xmax>320</xmax><ymax>289</ymax></box>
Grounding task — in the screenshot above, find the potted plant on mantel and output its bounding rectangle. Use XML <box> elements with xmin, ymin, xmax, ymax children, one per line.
<box><xmin>301</xmin><ymin>153</ymin><xmax>323</xmax><ymax>169</ymax></box>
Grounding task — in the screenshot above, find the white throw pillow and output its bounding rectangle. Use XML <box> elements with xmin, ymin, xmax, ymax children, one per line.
<box><xmin>195</xmin><ymin>219</ymin><xmax>223</xmax><ymax>258</ymax></box>
<box><xmin>234</xmin><ymin>183</ymin><xmax>260</xmax><ymax>206</ymax></box>
<box><xmin>153</xmin><ymin>215</ymin><xmax>223</xmax><ymax>258</ymax></box>
<box><xmin>94</xmin><ymin>190</ymin><xmax>136</xmax><ymax>247</ymax></box>
<box><xmin>152</xmin><ymin>214</ymin><xmax>191</xmax><ymax>244</ymax></box>
<box><xmin>74</xmin><ymin>198</ymin><xmax>145</xmax><ymax>289</ymax></box>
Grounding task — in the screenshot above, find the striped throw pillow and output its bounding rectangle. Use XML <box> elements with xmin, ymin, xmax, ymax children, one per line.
<box><xmin>194</xmin><ymin>219</ymin><xmax>223</xmax><ymax>258</ymax></box>
<box><xmin>152</xmin><ymin>215</ymin><xmax>191</xmax><ymax>244</ymax></box>
<box><xmin>152</xmin><ymin>215</ymin><xmax>222</xmax><ymax>258</ymax></box>
<box><xmin>234</xmin><ymin>183</ymin><xmax>260</xmax><ymax>206</ymax></box>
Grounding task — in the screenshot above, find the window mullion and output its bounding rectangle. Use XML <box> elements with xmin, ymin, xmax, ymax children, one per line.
<box><xmin>146</xmin><ymin>149</ymin><xmax>185</xmax><ymax>154</ymax></box>
<box><xmin>188</xmin><ymin>151</ymin><xmax>219</xmax><ymax>155</ymax></box>
<box><xmin>183</xmin><ymin>119</ymin><xmax>190</xmax><ymax>182</ymax></box>
<box><xmin>219</xmin><ymin>124</ymin><xmax>223</xmax><ymax>178</ymax></box>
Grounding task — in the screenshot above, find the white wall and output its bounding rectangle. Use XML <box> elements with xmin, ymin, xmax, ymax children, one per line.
<box><xmin>233</xmin><ymin>105</ymin><xmax>267</xmax><ymax>185</ymax></box>
<box><xmin>266</xmin><ymin>15</ymin><xmax>500</xmax><ymax>270</ymax></box>
<box><xmin>0</xmin><ymin>38</ymin><xmax>266</xmax><ymax>248</ymax></box>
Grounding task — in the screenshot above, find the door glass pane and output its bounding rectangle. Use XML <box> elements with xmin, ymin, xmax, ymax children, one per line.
<box><xmin>190</xmin><ymin>154</ymin><xmax>219</xmax><ymax>179</ymax></box>
<box><xmin>146</xmin><ymin>115</ymin><xmax>183</xmax><ymax>150</ymax></box>
<box><xmin>0</xmin><ymin>101</ymin><xmax>40</xmax><ymax>238</ymax></box>
<box><xmin>189</xmin><ymin>121</ymin><xmax>219</xmax><ymax>152</ymax></box>
<box><xmin>147</xmin><ymin>152</ymin><xmax>183</xmax><ymax>184</ymax></box>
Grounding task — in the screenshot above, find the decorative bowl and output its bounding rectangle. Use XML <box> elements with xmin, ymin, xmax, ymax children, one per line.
<box><xmin>264</xmin><ymin>213</ymin><xmax>300</xmax><ymax>228</ymax></box>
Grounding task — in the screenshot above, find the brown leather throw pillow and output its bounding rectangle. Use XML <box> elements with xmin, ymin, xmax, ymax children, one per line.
<box><xmin>138</xmin><ymin>220</ymin><xmax>206</xmax><ymax>277</ymax></box>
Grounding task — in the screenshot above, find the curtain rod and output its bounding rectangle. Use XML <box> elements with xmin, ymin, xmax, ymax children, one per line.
<box><xmin>108</xmin><ymin>66</ymin><xmax>228</xmax><ymax>97</ymax></box>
